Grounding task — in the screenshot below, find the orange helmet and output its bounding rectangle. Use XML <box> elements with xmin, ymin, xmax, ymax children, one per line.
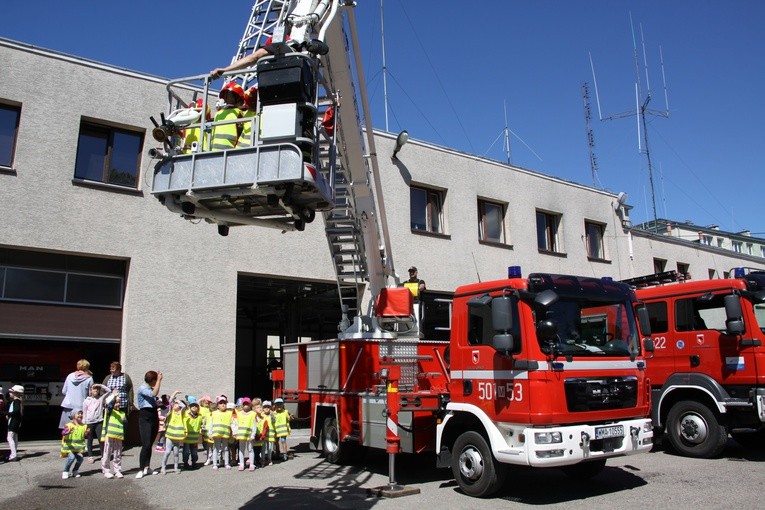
<box><xmin>244</xmin><ymin>86</ymin><xmax>258</xmax><ymax>109</ymax></box>
<box><xmin>219</xmin><ymin>81</ymin><xmax>245</xmax><ymax>103</ymax></box>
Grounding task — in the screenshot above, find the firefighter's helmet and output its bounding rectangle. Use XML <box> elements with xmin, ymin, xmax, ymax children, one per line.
<box><xmin>244</xmin><ymin>86</ymin><xmax>258</xmax><ymax>110</ymax></box>
<box><xmin>219</xmin><ymin>81</ymin><xmax>245</xmax><ymax>103</ymax></box>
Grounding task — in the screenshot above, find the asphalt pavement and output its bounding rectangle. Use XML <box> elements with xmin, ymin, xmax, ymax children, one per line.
<box><xmin>2</xmin><ymin>431</ymin><xmax>765</xmax><ymax>510</ymax></box>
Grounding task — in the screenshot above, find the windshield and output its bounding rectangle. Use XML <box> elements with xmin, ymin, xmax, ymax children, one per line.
<box><xmin>539</xmin><ymin>298</ymin><xmax>638</xmax><ymax>357</ymax></box>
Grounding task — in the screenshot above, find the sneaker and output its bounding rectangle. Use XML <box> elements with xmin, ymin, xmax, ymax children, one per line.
<box><xmin>174</xmin><ymin>466</ymin><xmax>179</xmax><ymax>474</ymax></box>
<box><xmin>249</xmin><ymin>465</ymin><xmax>256</xmax><ymax>472</ymax></box>
<box><xmin>155</xmin><ymin>446</ymin><xmax>165</xmax><ymax>452</ymax></box>
<box><xmin>114</xmin><ymin>472</ymin><xmax>124</xmax><ymax>479</ymax></box>
<box><xmin>87</xmin><ymin>457</ymin><xmax>96</xmax><ymax>464</ymax></box>
<box><xmin>225</xmin><ymin>465</ymin><xmax>231</xmax><ymax>470</ymax></box>
<box><xmin>203</xmin><ymin>459</ymin><xmax>212</xmax><ymax>466</ymax></box>
<box><xmin>212</xmin><ymin>465</ymin><xmax>218</xmax><ymax>471</ymax></box>
<box><xmin>238</xmin><ymin>465</ymin><xmax>244</xmax><ymax>472</ymax></box>
<box><xmin>104</xmin><ymin>472</ymin><xmax>115</xmax><ymax>479</ymax></box>
<box><xmin>72</xmin><ymin>471</ymin><xmax>81</xmax><ymax>478</ymax></box>
<box><xmin>135</xmin><ymin>471</ymin><xmax>144</xmax><ymax>479</ymax></box>
<box><xmin>160</xmin><ymin>467</ymin><xmax>167</xmax><ymax>475</ymax></box>
<box><xmin>282</xmin><ymin>454</ymin><xmax>288</xmax><ymax>461</ymax></box>
<box><xmin>62</xmin><ymin>472</ymin><xmax>69</xmax><ymax>480</ymax></box>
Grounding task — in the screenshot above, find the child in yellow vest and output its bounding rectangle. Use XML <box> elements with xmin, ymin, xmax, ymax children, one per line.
<box><xmin>198</xmin><ymin>395</ymin><xmax>214</xmax><ymax>465</ymax></box>
<box><xmin>100</xmin><ymin>392</ymin><xmax>127</xmax><ymax>478</ymax></box>
<box><xmin>250</xmin><ymin>398</ymin><xmax>265</xmax><ymax>469</ymax></box>
<box><xmin>272</xmin><ymin>397</ymin><xmax>292</xmax><ymax>461</ymax></box>
<box><xmin>260</xmin><ymin>400</ymin><xmax>275</xmax><ymax>466</ymax></box>
<box><xmin>208</xmin><ymin>396</ymin><xmax>233</xmax><ymax>469</ymax></box>
<box><xmin>183</xmin><ymin>398</ymin><xmax>203</xmax><ymax>469</ymax></box>
<box><xmin>235</xmin><ymin>397</ymin><xmax>257</xmax><ymax>471</ymax></box>
<box><xmin>61</xmin><ymin>409</ymin><xmax>86</xmax><ymax>479</ymax></box>
<box><xmin>161</xmin><ymin>392</ymin><xmax>186</xmax><ymax>474</ymax></box>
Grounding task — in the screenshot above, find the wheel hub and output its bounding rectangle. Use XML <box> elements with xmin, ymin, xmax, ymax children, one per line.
<box><xmin>679</xmin><ymin>413</ymin><xmax>708</xmax><ymax>444</ymax></box>
<box><xmin>458</xmin><ymin>447</ymin><xmax>484</xmax><ymax>481</ymax></box>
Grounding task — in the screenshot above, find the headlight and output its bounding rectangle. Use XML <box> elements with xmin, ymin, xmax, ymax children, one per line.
<box><xmin>534</xmin><ymin>431</ymin><xmax>563</xmax><ymax>444</ymax></box>
<box><xmin>643</xmin><ymin>421</ymin><xmax>653</xmax><ymax>432</ymax></box>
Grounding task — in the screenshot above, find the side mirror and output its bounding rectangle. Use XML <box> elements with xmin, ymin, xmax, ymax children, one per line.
<box><xmin>537</xmin><ymin>319</ymin><xmax>558</xmax><ymax>344</ymax></box>
<box><xmin>491</xmin><ymin>294</ymin><xmax>513</xmax><ymax>332</ymax></box>
<box><xmin>492</xmin><ymin>333</ymin><xmax>515</xmax><ymax>354</ymax></box>
<box><xmin>637</xmin><ymin>306</ymin><xmax>652</xmax><ymax>336</ymax></box>
<box><xmin>534</xmin><ymin>289</ymin><xmax>559</xmax><ymax>308</ymax></box>
<box><xmin>643</xmin><ymin>337</ymin><xmax>655</xmax><ymax>353</ymax></box>
<box><xmin>724</xmin><ymin>294</ymin><xmax>745</xmax><ymax>335</ymax></box>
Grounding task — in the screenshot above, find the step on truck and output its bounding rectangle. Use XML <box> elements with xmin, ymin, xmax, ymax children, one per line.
<box><xmin>629</xmin><ymin>268</ymin><xmax>765</xmax><ymax>458</ymax></box>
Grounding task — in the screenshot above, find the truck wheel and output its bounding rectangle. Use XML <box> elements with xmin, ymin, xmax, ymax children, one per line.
<box><xmin>322</xmin><ymin>417</ymin><xmax>344</xmax><ymax>464</ymax></box>
<box><xmin>294</xmin><ymin>219</ymin><xmax>306</xmax><ymax>232</ymax></box>
<box><xmin>451</xmin><ymin>431</ymin><xmax>507</xmax><ymax>498</ymax></box>
<box><xmin>666</xmin><ymin>400</ymin><xmax>728</xmax><ymax>458</ymax></box>
<box><xmin>561</xmin><ymin>458</ymin><xmax>607</xmax><ymax>480</ymax></box>
<box><xmin>300</xmin><ymin>207</ymin><xmax>316</xmax><ymax>223</ymax></box>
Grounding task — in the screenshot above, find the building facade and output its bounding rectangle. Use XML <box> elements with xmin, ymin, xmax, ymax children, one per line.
<box><xmin>2</xmin><ymin>38</ymin><xmax>763</xmax><ymax>428</ymax></box>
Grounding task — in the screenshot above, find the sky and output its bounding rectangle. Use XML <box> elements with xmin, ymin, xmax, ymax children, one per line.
<box><xmin>2</xmin><ymin>1</ymin><xmax>764</xmax><ymax>236</ymax></box>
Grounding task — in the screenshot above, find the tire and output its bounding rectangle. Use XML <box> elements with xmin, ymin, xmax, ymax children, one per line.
<box><xmin>322</xmin><ymin>417</ymin><xmax>344</xmax><ymax>464</ymax></box>
<box><xmin>294</xmin><ymin>219</ymin><xmax>305</xmax><ymax>232</ymax></box>
<box><xmin>666</xmin><ymin>400</ymin><xmax>728</xmax><ymax>458</ymax></box>
<box><xmin>561</xmin><ymin>458</ymin><xmax>607</xmax><ymax>480</ymax></box>
<box><xmin>300</xmin><ymin>207</ymin><xmax>316</xmax><ymax>223</ymax></box>
<box><xmin>451</xmin><ymin>431</ymin><xmax>507</xmax><ymax>498</ymax></box>
<box><xmin>731</xmin><ymin>429</ymin><xmax>765</xmax><ymax>448</ymax></box>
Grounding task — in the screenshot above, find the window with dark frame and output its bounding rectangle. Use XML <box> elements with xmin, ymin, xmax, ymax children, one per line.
<box><xmin>536</xmin><ymin>210</ymin><xmax>561</xmax><ymax>252</ymax></box>
<box><xmin>74</xmin><ymin>121</ymin><xmax>143</xmax><ymax>188</ymax></box>
<box><xmin>478</xmin><ymin>199</ymin><xmax>505</xmax><ymax>243</ymax></box>
<box><xmin>585</xmin><ymin>220</ymin><xmax>605</xmax><ymax>259</ymax></box>
<box><xmin>0</xmin><ymin>103</ymin><xmax>21</xmax><ymax>168</ymax></box>
<box><xmin>410</xmin><ymin>186</ymin><xmax>444</xmax><ymax>234</ymax></box>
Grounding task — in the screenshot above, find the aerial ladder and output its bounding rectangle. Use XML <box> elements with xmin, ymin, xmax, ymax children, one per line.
<box><xmin>149</xmin><ymin>0</ymin><xmax>419</xmax><ymax>339</ymax></box>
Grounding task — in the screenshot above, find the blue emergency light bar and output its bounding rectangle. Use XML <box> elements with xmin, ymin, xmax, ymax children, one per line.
<box><xmin>734</xmin><ymin>267</ymin><xmax>746</xmax><ymax>278</ymax></box>
<box><xmin>508</xmin><ymin>266</ymin><xmax>522</xmax><ymax>278</ymax></box>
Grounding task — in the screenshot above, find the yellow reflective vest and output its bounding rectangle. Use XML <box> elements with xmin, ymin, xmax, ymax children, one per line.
<box><xmin>273</xmin><ymin>409</ymin><xmax>290</xmax><ymax>438</ymax></box>
<box><xmin>61</xmin><ymin>422</ymin><xmax>87</xmax><ymax>456</ymax></box>
<box><xmin>101</xmin><ymin>409</ymin><xmax>126</xmax><ymax>441</ymax></box>
<box><xmin>209</xmin><ymin>410</ymin><xmax>233</xmax><ymax>439</ymax></box>
<box><xmin>184</xmin><ymin>413</ymin><xmax>203</xmax><ymax>444</ymax></box>
<box><xmin>165</xmin><ymin>410</ymin><xmax>187</xmax><ymax>442</ymax></box>
<box><xmin>237</xmin><ymin>110</ymin><xmax>259</xmax><ymax>148</ymax></box>
<box><xmin>211</xmin><ymin>107</ymin><xmax>242</xmax><ymax>151</ymax></box>
<box><xmin>200</xmin><ymin>407</ymin><xmax>213</xmax><ymax>444</ymax></box>
<box><xmin>235</xmin><ymin>411</ymin><xmax>256</xmax><ymax>441</ymax></box>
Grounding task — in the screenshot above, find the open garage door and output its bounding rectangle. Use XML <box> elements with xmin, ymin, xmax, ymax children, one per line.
<box><xmin>235</xmin><ymin>274</ymin><xmax>344</xmax><ymax>399</ymax></box>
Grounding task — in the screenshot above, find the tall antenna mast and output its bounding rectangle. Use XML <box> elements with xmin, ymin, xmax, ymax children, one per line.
<box><xmin>503</xmin><ymin>100</ymin><xmax>512</xmax><ymax>164</ymax></box>
<box><xmin>589</xmin><ymin>12</ymin><xmax>670</xmax><ymax>231</ymax></box>
<box><xmin>381</xmin><ymin>0</ymin><xmax>390</xmax><ymax>132</ymax></box>
<box><xmin>582</xmin><ymin>82</ymin><xmax>599</xmax><ymax>187</ymax></box>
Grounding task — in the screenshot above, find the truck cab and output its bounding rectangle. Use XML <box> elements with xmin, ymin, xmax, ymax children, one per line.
<box><xmin>635</xmin><ymin>268</ymin><xmax>765</xmax><ymax>457</ymax></box>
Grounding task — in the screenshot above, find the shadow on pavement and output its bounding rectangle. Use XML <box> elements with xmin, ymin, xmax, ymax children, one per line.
<box><xmin>241</xmin><ymin>485</ymin><xmax>378</xmax><ymax>510</ymax></box>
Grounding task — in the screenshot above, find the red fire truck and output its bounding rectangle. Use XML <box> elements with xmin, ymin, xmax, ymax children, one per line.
<box><xmin>150</xmin><ymin>0</ymin><xmax>655</xmax><ymax>497</ymax></box>
<box><xmin>630</xmin><ymin>269</ymin><xmax>765</xmax><ymax>458</ymax></box>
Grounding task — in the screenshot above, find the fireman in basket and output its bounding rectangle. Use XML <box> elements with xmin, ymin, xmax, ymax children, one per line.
<box><xmin>237</xmin><ymin>86</ymin><xmax>259</xmax><ymax>148</ymax></box>
<box><xmin>210</xmin><ymin>82</ymin><xmax>245</xmax><ymax>152</ymax></box>
<box><xmin>272</xmin><ymin>397</ymin><xmax>293</xmax><ymax>461</ymax></box>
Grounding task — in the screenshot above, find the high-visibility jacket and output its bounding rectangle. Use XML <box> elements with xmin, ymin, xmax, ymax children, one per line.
<box><xmin>102</xmin><ymin>409</ymin><xmax>126</xmax><ymax>441</ymax></box>
<box><xmin>165</xmin><ymin>410</ymin><xmax>187</xmax><ymax>442</ymax></box>
<box><xmin>200</xmin><ymin>407</ymin><xmax>213</xmax><ymax>444</ymax></box>
<box><xmin>209</xmin><ymin>410</ymin><xmax>233</xmax><ymax>439</ymax></box>
<box><xmin>183</xmin><ymin>413</ymin><xmax>203</xmax><ymax>444</ymax></box>
<box><xmin>236</xmin><ymin>110</ymin><xmax>258</xmax><ymax>148</ymax></box>
<box><xmin>273</xmin><ymin>409</ymin><xmax>291</xmax><ymax>438</ymax></box>
<box><xmin>253</xmin><ymin>416</ymin><xmax>268</xmax><ymax>446</ymax></box>
<box><xmin>235</xmin><ymin>411</ymin><xmax>256</xmax><ymax>441</ymax></box>
<box><xmin>210</xmin><ymin>107</ymin><xmax>242</xmax><ymax>151</ymax></box>
<box><xmin>183</xmin><ymin>126</ymin><xmax>207</xmax><ymax>153</ymax></box>
<box><xmin>61</xmin><ymin>422</ymin><xmax>87</xmax><ymax>456</ymax></box>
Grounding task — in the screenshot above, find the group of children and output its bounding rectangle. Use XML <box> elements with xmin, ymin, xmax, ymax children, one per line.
<box><xmin>61</xmin><ymin>386</ymin><xmax>293</xmax><ymax>479</ymax></box>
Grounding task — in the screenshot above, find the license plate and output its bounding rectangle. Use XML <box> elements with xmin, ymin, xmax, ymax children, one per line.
<box><xmin>594</xmin><ymin>425</ymin><xmax>624</xmax><ymax>440</ymax></box>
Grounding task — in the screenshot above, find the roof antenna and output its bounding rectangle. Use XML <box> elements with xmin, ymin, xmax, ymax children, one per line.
<box><xmin>503</xmin><ymin>100</ymin><xmax>512</xmax><ymax>164</ymax></box>
<box><xmin>589</xmin><ymin>12</ymin><xmax>670</xmax><ymax>231</ymax></box>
